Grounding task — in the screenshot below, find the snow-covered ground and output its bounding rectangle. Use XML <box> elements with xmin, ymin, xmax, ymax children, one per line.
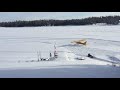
<box><xmin>0</xmin><ymin>25</ymin><xmax>120</xmax><ymax>78</ymax></box>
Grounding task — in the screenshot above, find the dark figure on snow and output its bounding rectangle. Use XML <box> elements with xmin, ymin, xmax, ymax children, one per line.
<box><xmin>50</xmin><ymin>52</ymin><xmax>52</xmax><ymax>58</ymax></box>
<box><xmin>88</xmin><ymin>53</ymin><xmax>94</xmax><ymax>58</ymax></box>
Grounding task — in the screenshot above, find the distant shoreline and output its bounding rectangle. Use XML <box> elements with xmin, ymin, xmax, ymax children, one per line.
<box><xmin>0</xmin><ymin>16</ymin><xmax>120</xmax><ymax>27</ymax></box>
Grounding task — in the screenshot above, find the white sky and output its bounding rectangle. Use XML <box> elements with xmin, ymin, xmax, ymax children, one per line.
<box><xmin>0</xmin><ymin>12</ymin><xmax>120</xmax><ymax>22</ymax></box>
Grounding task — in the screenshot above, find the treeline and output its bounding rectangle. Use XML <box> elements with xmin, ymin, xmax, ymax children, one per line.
<box><xmin>0</xmin><ymin>16</ymin><xmax>120</xmax><ymax>27</ymax></box>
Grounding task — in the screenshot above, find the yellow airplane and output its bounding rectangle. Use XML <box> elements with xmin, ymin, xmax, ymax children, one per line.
<box><xmin>71</xmin><ymin>39</ymin><xmax>87</xmax><ymax>46</ymax></box>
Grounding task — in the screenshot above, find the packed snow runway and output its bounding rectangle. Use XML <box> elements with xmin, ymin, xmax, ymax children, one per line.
<box><xmin>0</xmin><ymin>26</ymin><xmax>120</xmax><ymax>78</ymax></box>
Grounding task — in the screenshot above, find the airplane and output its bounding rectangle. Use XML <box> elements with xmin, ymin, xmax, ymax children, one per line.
<box><xmin>71</xmin><ymin>39</ymin><xmax>87</xmax><ymax>46</ymax></box>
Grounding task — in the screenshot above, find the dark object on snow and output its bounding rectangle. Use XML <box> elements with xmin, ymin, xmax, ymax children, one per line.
<box><xmin>50</xmin><ymin>52</ymin><xmax>52</xmax><ymax>58</ymax></box>
<box><xmin>54</xmin><ymin>51</ymin><xmax>58</xmax><ymax>58</ymax></box>
<box><xmin>41</xmin><ymin>58</ymin><xmax>50</xmax><ymax>61</ymax></box>
<box><xmin>88</xmin><ymin>53</ymin><xmax>94</xmax><ymax>58</ymax></box>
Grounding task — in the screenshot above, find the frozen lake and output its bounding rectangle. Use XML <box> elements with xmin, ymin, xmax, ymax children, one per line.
<box><xmin>0</xmin><ymin>26</ymin><xmax>120</xmax><ymax>78</ymax></box>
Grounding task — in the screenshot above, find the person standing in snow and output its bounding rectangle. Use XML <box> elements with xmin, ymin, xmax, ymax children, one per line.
<box><xmin>50</xmin><ymin>52</ymin><xmax>52</xmax><ymax>58</ymax></box>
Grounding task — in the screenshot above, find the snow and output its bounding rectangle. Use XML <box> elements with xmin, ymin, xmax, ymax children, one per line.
<box><xmin>0</xmin><ymin>65</ymin><xmax>120</xmax><ymax>78</ymax></box>
<box><xmin>0</xmin><ymin>25</ymin><xmax>120</xmax><ymax>78</ymax></box>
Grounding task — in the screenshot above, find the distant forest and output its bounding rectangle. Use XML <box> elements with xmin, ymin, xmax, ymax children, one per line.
<box><xmin>0</xmin><ymin>16</ymin><xmax>120</xmax><ymax>27</ymax></box>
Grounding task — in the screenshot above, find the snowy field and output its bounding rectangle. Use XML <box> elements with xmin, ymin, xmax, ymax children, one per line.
<box><xmin>0</xmin><ymin>25</ymin><xmax>120</xmax><ymax>78</ymax></box>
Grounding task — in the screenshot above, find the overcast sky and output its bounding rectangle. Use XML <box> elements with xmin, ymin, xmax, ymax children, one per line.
<box><xmin>0</xmin><ymin>12</ymin><xmax>120</xmax><ymax>22</ymax></box>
